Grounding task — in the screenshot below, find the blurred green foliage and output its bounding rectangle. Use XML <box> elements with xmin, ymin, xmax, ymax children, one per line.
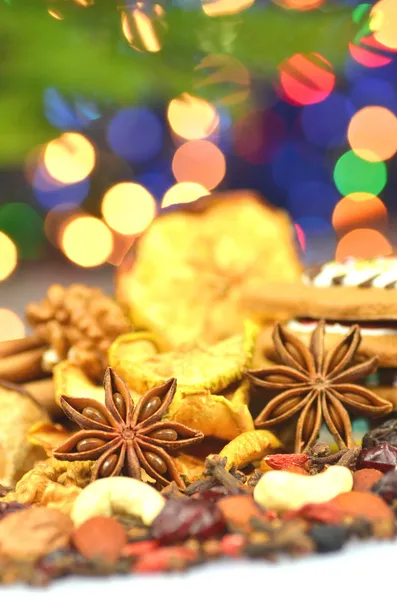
<box><xmin>0</xmin><ymin>0</ymin><xmax>358</xmax><ymax>164</ymax></box>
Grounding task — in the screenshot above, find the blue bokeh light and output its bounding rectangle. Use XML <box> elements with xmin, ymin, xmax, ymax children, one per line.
<box><xmin>301</xmin><ymin>93</ymin><xmax>353</xmax><ymax>148</ymax></box>
<box><xmin>44</xmin><ymin>88</ymin><xmax>100</xmax><ymax>131</ymax></box>
<box><xmin>287</xmin><ymin>181</ymin><xmax>339</xmax><ymax>222</ymax></box>
<box><xmin>107</xmin><ymin>107</ymin><xmax>163</xmax><ymax>163</ymax></box>
<box><xmin>350</xmin><ymin>77</ymin><xmax>397</xmax><ymax>113</ymax></box>
<box><xmin>271</xmin><ymin>143</ymin><xmax>329</xmax><ymax>191</ymax></box>
<box><xmin>33</xmin><ymin>166</ymin><xmax>90</xmax><ymax>210</ymax></box>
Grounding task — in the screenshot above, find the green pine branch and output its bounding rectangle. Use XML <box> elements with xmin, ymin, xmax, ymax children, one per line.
<box><xmin>0</xmin><ymin>1</ymin><xmax>358</xmax><ymax>163</ymax></box>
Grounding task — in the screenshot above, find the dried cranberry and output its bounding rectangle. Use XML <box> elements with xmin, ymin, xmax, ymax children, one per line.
<box><xmin>371</xmin><ymin>469</ymin><xmax>397</xmax><ymax>504</ymax></box>
<box><xmin>362</xmin><ymin>418</ymin><xmax>397</xmax><ymax>449</ymax></box>
<box><xmin>151</xmin><ymin>499</ymin><xmax>226</xmax><ymax>543</ymax></box>
<box><xmin>198</xmin><ymin>485</ymin><xmax>231</xmax><ymax>502</ymax></box>
<box><xmin>0</xmin><ymin>501</ymin><xmax>27</xmax><ymax>519</ymax></box>
<box><xmin>358</xmin><ymin>443</ymin><xmax>397</xmax><ymax>473</ymax></box>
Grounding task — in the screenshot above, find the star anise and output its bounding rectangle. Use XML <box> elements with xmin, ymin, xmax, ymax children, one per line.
<box><xmin>247</xmin><ymin>322</ymin><xmax>393</xmax><ymax>453</ymax></box>
<box><xmin>53</xmin><ymin>368</ymin><xmax>204</xmax><ymax>488</ymax></box>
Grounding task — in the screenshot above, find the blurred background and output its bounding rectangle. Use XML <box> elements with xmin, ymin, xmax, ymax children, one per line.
<box><xmin>1</xmin><ymin>0</ymin><xmax>397</xmax><ymax>339</ymax></box>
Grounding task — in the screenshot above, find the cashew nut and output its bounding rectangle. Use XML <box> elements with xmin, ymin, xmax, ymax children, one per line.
<box><xmin>254</xmin><ymin>465</ymin><xmax>353</xmax><ymax>512</ymax></box>
<box><xmin>71</xmin><ymin>477</ymin><xmax>165</xmax><ymax>527</ymax></box>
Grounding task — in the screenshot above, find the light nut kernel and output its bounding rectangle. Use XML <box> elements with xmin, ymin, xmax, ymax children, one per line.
<box><xmin>254</xmin><ymin>465</ymin><xmax>353</xmax><ymax>512</ymax></box>
<box><xmin>71</xmin><ymin>477</ymin><xmax>166</xmax><ymax>526</ymax></box>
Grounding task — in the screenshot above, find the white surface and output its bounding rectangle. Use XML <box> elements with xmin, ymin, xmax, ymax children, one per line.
<box><xmin>2</xmin><ymin>538</ymin><xmax>396</xmax><ymax>599</ymax></box>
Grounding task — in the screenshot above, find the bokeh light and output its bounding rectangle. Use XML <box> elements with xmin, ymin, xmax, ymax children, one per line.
<box><xmin>0</xmin><ymin>232</ymin><xmax>18</xmax><ymax>281</ymax></box>
<box><xmin>278</xmin><ymin>53</ymin><xmax>335</xmax><ymax>106</ymax></box>
<box><xmin>272</xmin><ymin>143</ymin><xmax>328</xmax><ymax>191</ymax></box>
<box><xmin>0</xmin><ymin>202</ymin><xmax>45</xmax><ymax>259</ymax></box>
<box><xmin>288</xmin><ymin>182</ymin><xmax>339</xmax><ymax>221</ymax></box>
<box><xmin>44</xmin><ymin>203</ymin><xmax>82</xmax><ymax>247</ymax></box>
<box><xmin>347</xmin><ymin>106</ymin><xmax>397</xmax><ymax>162</ymax></box>
<box><xmin>350</xmin><ymin>78</ymin><xmax>397</xmax><ymax>114</ymax></box>
<box><xmin>371</xmin><ymin>0</ymin><xmax>397</xmax><ymax>50</ymax></box>
<box><xmin>33</xmin><ymin>165</ymin><xmax>89</xmax><ymax>210</ymax></box>
<box><xmin>275</xmin><ymin>0</ymin><xmax>324</xmax><ymax>9</ymax></box>
<box><xmin>167</xmin><ymin>94</ymin><xmax>219</xmax><ymax>140</ymax></box>
<box><xmin>0</xmin><ymin>310</ymin><xmax>25</xmax><ymax>342</ymax></box>
<box><xmin>107</xmin><ymin>107</ymin><xmax>163</xmax><ymax>163</ymax></box>
<box><xmin>162</xmin><ymin>183</ymin><xmax>210</xmax><ymax>208</ymax></box>
<box><xmin>295</xmin><ymin>217</ymin><xmax>336</xmax><ymax>265</ymax></box>
<box><xmin>102</xmin><ymin>183</ymin><xmax>156</xmax><ymax>235</ymax></box>
<box><xmin>61</xmin><ymin>216</ymin><xmax>113</xmax><ymax>267</ymax></box>
<box><xmin>233</xmin><ymin>110</ymin><xmax>286</xmax><ymax>164</ymax></box>
<box><xmin>201</xmin><ymin>0</ymin><xmax>255</xmax><ymax>17</ymax></box>
<box><xmin>332</xmin><ymin>193</ymin><xmax>388</xmax><ymax>235</ymax></box>
<box><xmin>349</xmin><ymin>35</ymin><xmax>394</xmax><ymax>68</ymax></box>
<box><xmin>44</xmin><ymin>133</ymin><xmax>96</xmax><ymax>184</ymax></box>
<box><xmin>121</xmin><ymin>3</ymin><xmax>164</xmax><ymax>52</ymax></box>
<box><xmin>294</xmin><ymin>224</ymin><xmax>306</xmax><ymax>252</ymax></box>
<box><xmin>301</xmin><ymin>93</ymin><xmax>353</xmax><ymax>148</ymax></box>
<box><xmin>172</xmin><ymin>140</ymin><xmax>226</xmax><ymax>190</ymax></box>
<box><xmin>195</xmin><ymin>54</ymin><xmax>250</xmax><ymax>106</ymax></box>
<box><xmin>44</xmin><ymin>88</ymin><xmax>100</xmax><ymax>131</ymax></box>
<box><xmin>333</xmin><ymin>150</ymin><xmax>387</xmax><ymax>196</ymax></box>
<box><xmin>336</xmin><ymin>229</ymin><xmax>392</xmax><ymax>261</ymax></box>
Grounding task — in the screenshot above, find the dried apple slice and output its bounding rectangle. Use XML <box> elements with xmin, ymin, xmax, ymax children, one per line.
<box><xmin>0</xmin><ymin>381</ymin><xmax>50</xmax><ymax>487</ymax></box>
<box><xmin>109</xmin><ymin>320</ymin><xmax>259</xmax><ymax>394</ymax></box>
<box><xmin>116</xmin><ymin>191</ymin><xmax>302</xmax><ymax>349</ymax></box>
<box><xmin>219</xmin><ymin>430</ymin><xmax>282</xmax><ymax>469</ymax></box>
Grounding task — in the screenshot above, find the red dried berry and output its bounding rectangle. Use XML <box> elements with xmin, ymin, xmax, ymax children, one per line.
<box><xmin>371</xmin><ymin>469</ymin><xmax>397</xmax><ymax>504</ymax></box>
<box><xmin>151</xmin><ymin>499</ymin><xmax>226</xmax><ymax>543</ymax></box>
<box><xmin>265</xmin><ymin>453</ymin><xmax>308</xmax><ymax>470</ymax></box>
<box><xmin>133</xmin><ymin>546</ymin><xmax>197</xmax><ymax>573</ymax></box>
<box><xmin>121</xmin><ymin>540</ymin><xmax>159</xmax><ymax>558</ymax></box>
<box><xmin>284</xmin><ymin>502</ymin><xmax>344</xmax><ymax>525</ymax></box>
<box><xmin>197</xmin><ymin>485</ymin><xmax>231</xmax><ymax>502</ymax></box>
<box><xmin>358</xmin><ymin>443</ymin><xmax>397</xmax><ymax>473</ymax></box>
<box><xmin>220</xmin><ymin>534</ymin><xmax>245</xmax><ymax>557</ymax></box>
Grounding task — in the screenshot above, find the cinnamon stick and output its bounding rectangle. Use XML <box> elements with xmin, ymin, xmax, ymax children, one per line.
<box><xmin>0</xmin><ymin>347</ymin><xmax>47</xmax><ymax>383</ymax></box>
<box><xmin>0</xmin><ymin>335</ymin><xmax>44</xmax><ymax>359</ymax></box>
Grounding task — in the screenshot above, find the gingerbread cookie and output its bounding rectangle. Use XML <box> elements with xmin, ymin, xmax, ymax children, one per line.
<box><xmin>246</xmin><ymin>258</ymin><xmax>397</xmax><ymax>408</ymax></box>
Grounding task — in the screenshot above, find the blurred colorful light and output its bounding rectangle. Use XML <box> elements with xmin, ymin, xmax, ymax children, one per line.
<box><xmin>350</xmin><ymin>78</ymin><xmax>397</xmax><ymax>114</ymax></box>
<box><xmin>61</xmin><ymin>216</ymin><xmax>113</xmax><ymax>267</ymax></box>
<box><xmin>107</xmin><ymin>107</ymin><xmax>163</xmax><ymax>163</ymax></box>
<box><xmin>278</xmin><ymin>53</ymin><xmax>335</xmax><ymax>106</ymax></box>
<box><xmin>349</xmin><ymin>35</ymin><xmax>394</xmax><ymax>68</ymax></box>
<box><xmin>195</xmin><ymin>54</ymin><xmax>250</xmax><ymax>106</ymax></box>
<box><xmin>233</xmin><ymin>110</ymin><xmax>286</xmax><ymax>164</ymax></box>
<box><xmin>336</xmin><ymin>229</ymin><xmax>392</xmax><ymax>261</ymax></box>
<box><xmin>172</xmin><ymin>140</ymin><xmax>226</xmax><ymax>190</ymax></box>
<box><xmin>294</xmin><ymin>224</ymin><xmax>306</xmax><ymax>252</ymax></box>
<box><xmin>301</xmin><ymin>93</ymin><xmax>353</xmax><ymax>148</ymax></box>
<box><xmin>161</xmin><ymin>183</ymin><xmax>210</xmax><ymax>208</ymax></box>
<box><xmin>333</xmin><ymin>151</ymin><xmax>387</xmax><ymax>196</ymax></box>
<box><xmin>44</xmin><ymin>133</ymin><xmax>95</xmax><ymax>184</ymax></box>
<box><xmin>272</xmin><ymin>143</ymin><xmax>328</xmax><ymax>191</ymax></box>
<box><xmin>276</xmin><ymin>0</ymin><xmax>324</xmax><ymax>9</ymax></box>
<box><xmin>201</xmin><ymin>0</ymin><xmax>255</xmax><ymax>17</ymax></box>
<box><xmin>371</xmin><ymin>0</ymin><xmax>397</xmax><ymax>50</ymax></box>
<box><xmin>332</xmin><ymin>193</ymin><xmax>388</xmax><ymax>235</ymax></box>
<box><xmin>288</xmin><ymin>182</ymin><xmax>339</xmax><ymax>221</ymax></box>
<box><xmin>33</xmin><ymin>165</ymin><xmax>89</xmax><ymax>210</ymax></box>
<box><xmin>0</xmin><ymin>232</ymin><xmax>18</xmax><ymax>281</ymax></box>
<box><xmin>121</xmin><ymin>4</ymin><xmax>164</xmax><ymax>53</ymax></box>
<box><xmin>347</xmin><ymin>106</ymin><xmax>397</xmax><ymax>162</ymax></box>
<box><xmin>44</xmin><ymin>88</ymin><xmax>100</xmax><ymax>131</ymax></box>
<box><xmin>167</xmin><ymin>94</ymin><xmax>219</xmax><ymax>140</ymax></box>
<box><xmin>102</xmin><ymin>183</ymin><xmax>156</xmax><ymax>235</ymax></box>
<box><xmin>44</xmin><ymin>203</ymin><xmax>81</xmax><ymax>247</ymax></box>
<box><xmin>0</xmin><ymin>310</ymin><xmax>25</xmax><ymax>342</ymax></box>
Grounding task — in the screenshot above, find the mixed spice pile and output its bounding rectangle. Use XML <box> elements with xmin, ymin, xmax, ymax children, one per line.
<box><xmin>1</xmin><ymin>194</ymin><xmax>397</xmax><ymax>586</ymax></box>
